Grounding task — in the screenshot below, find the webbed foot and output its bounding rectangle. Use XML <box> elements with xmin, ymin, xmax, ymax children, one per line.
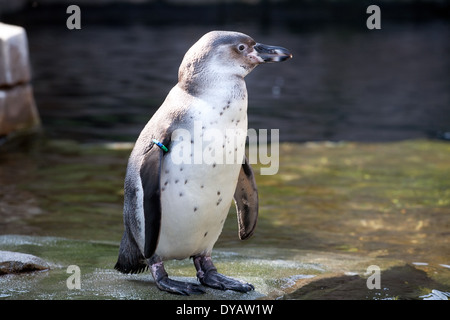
<box><xmin>194</xmin><ymin>255</ymin><xmax>254</xmax><ymax>292</ymax></box>
<box><xmin>155</xmin><ymin>276</ymin><xmax>206</xmax><ymax>295</ymax></box>
<box><xmin>149</xmin><ymin>257</ymin><xmax>205</xmax><ymax>295</ymax></box>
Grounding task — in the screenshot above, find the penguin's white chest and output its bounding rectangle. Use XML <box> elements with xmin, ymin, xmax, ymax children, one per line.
<box><xmin>156</xmin><ymin>97</ymin><xmax>248</xmax><ymax>260</ymax></box>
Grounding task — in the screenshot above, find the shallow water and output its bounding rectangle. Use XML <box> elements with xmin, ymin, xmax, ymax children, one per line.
<box><xmin>1</xmin><ymin>234</ymin><xmax>448</xmax><ymax>300</ymax></box>
<box><xmin>0</xmin><ymin>139</ymin><xmax>449</xmax><ymax>299</ymax></box>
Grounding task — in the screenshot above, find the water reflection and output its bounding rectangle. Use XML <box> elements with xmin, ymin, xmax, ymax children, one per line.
<box><xmin>284</xmin><ymin>264</ymin><xmax>450</xmax><ymax>300</ymax></box>
<box><xmin>18</xmin><ymin>21</ymin><xmax>450</xmax><ymax>143</ymax></box>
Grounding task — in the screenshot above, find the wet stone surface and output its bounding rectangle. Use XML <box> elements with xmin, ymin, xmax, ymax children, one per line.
<box><xmin>0</xmin><ymin>139</ymin><xmax>449</xmax><ymax>299</ymax></box>
<box><xmin>0</xmin><ymin>235</ymin><xmax>396</xmax><ymax>300</ymax></box>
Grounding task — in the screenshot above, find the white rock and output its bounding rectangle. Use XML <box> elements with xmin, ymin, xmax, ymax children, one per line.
<box><xmin>0</xmin><ymin>22</ymin><xmax>31</xmax><ymax>87</ymax></box>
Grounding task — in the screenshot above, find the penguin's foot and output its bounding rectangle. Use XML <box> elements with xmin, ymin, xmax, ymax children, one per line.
<box><xmin>149</xmin><ymin>257</ymin><xmax>206</xmax><ymax>295</ymax></box>
<box><xmin>156</xmin><ymin>276</ymin><xmax>206</xmax><ymax>295</ymax></box>
<box><xmin>194</xmin><ymin>255</ymin><xmax>254</xmax><ymax>293</ymax></box>
<box><xmin>199</xmin><ymin>271</ymin><xmax>255</xmax><ymax>292</ymax></box>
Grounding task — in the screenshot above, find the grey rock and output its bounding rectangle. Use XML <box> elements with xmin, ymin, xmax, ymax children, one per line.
<box><xmin>0</xmin><ymin>250</ymin><xmax>49</xmax><ymax>275</ymax></box>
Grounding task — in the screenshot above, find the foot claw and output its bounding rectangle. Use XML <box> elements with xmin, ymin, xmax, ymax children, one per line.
<box><xmin>149</xmin><ymin>256</ymin><xmax>206</xmax><ymax>295</ymax></box>
<box><xmin>156</xmin><ymin>277</ymin><xmax>206</xmax><ymax>295</ymax></box>
<box><xmin>200</xmin><ymin>271</ymin><xmax>254</xmax><ymax>292</ymax></box>
<box><xmin>194</xmin><ymin>255</ymin><xmax>254</xmax><ymax>293</ymax></box>
<box><xmin>200</xmin><ymin>272</ymin><xmax>255</xmax><ymax>292</ymax></box>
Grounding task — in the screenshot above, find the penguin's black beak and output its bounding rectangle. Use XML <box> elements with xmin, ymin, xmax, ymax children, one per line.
<box><xmin>254</xmin><ymin>43</ymin><xmax>292</xmax><ymax>63</ymax></box>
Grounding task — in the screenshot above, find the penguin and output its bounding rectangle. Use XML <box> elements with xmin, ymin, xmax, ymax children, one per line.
<box><xmin>115</xmin><ymin>31</ymin><xmax>292</xmax><ymax>295</ymax></box>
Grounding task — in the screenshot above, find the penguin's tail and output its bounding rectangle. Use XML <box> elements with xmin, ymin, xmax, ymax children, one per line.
<box><xmin>114</xmin><ymin>231</ymin><xmax>147</xmax><ymax>274</ymax></box>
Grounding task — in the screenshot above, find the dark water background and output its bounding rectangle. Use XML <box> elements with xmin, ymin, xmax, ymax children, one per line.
<box><xmin>2</xmin><ymin>3</ymin><xmax>450</xmax><ymax>143</ymax></box>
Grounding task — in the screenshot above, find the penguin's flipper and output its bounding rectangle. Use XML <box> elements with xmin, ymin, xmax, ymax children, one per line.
<box><xmin>233</xmin><ymin>156</ymin><xmax>258</xmax><ymax>240</ymax></box>
<box><xmin>140</xmin><ymin>137</ymin><xmax>170</xmax><ymax>258</ymax></box>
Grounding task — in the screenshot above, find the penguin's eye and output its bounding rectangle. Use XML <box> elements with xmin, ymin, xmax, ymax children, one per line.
<box><xmin>238</xmin><ymin>44</ymin><xmax>246</xmax><ymax>52</ymax></box>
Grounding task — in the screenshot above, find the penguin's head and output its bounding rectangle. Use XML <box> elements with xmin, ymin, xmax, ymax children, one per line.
<box><xmin>178</xmin><ymin>31</ymin><xmax>292</xmax><ymax>88</ymax></box>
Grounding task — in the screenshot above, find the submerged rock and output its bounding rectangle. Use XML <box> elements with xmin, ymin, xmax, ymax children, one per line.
<box><xmin>0</xmin><ymin>250</ymin><xmax>49</xmax><ymax>275</ymax></box>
